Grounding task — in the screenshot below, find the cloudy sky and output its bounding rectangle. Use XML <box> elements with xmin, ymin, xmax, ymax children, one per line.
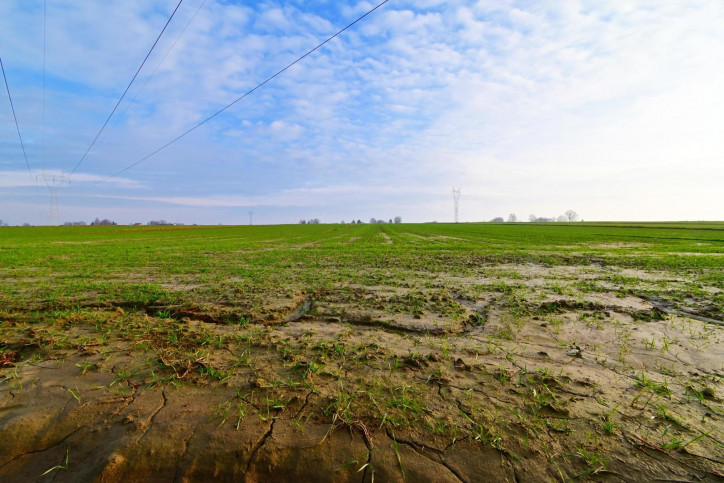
<box><xmin>1</xmin><ymin>0</ymin><xmax>722</xmax><ymax>225</ymax></box>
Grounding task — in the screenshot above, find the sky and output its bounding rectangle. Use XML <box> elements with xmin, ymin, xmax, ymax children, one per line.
<box><xmin>1</xmin><ymin>0</ymin><xmax>723</xmax><ymax>225</ymax></box>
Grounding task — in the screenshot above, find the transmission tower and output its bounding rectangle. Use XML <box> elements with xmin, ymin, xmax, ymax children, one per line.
<box><xmin>36</xmin><ymin>170</ymin><xmax>70</xmax><ymax>225</ymax></box>
<box><xmin>452</xmin><ymin>187</ymin><xmax>461</xmax><ymax>223</ymax></box>
<box><xmin>248</xmin><ymin>210</ymin><xmax>253</xmax><ymax>225</ymax></box>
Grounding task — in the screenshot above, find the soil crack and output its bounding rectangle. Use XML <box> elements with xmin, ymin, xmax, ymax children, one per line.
<box><xmin>246</xmin><ymin>418</ymin><xmax>276</xmax><ymax>471</ymax></box>
<box><xmin>135</xmin><ymin>390</ymin><xmax>167</xmax><ymax>444</ymax></box>
<box><xmin>293</xmin><ymin>390</ymin><xmax>314</xmax><ymax>419</ymax></box>
<box><xmin>502</xmin><ymin>452</ymin><xmax>519</xmax><ymax>483</ymax></box>
<box><xmin>106</xmin><ymin>387</ymin><xmax>137</xmax><ymax>421</ymax></box>
<box><xmin>361</xmin><ymin>436</ymin><xmax>373</xmax><ymax>483</ymax></box>
<box><xmin>385</xmin><ymin>431</ymin><xmax>464</xmax><ymax>482</ymax></box>
<box><xmin>0</xmin><ymin>426</ymin><xmax>82</xmax><ymax>469</ymax></box>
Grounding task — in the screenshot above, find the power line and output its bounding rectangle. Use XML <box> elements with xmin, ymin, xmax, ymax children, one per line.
<box><xmin>1</xmin><ymin>56</ymin><xmax>33</xmax><ymax>178</ymax></box>
<box><xmin>70</xmin><ymin>0</ymin><xmax>185</xmax><ymax>175</ymax></box>
<box><xmin>102</xmin><ymin>0</ymin><xmax>391</xmax><ymax>181</ymax></box>
<box><xmin>116</xmin><ymin>0</ymin><xmax>208</xmax><ymax>124</ymax></box>
<box><xmin>42</xmin><ymin>0</ymin><xmax>47</xmax><ymax>167</ymax></box>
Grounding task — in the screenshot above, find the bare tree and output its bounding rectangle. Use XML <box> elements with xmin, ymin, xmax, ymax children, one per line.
<box><xmin>564</xmin><ymin>210</ymin><xmax>580</xmax><ymax>222</ymax></box>
<box><xmin>507</xmin><ymin>213</ymin><xmax>517</xmax><ymax>223</ymax></box>
<box><xmin>491</xmin><ymin>217</ymin><xmax>504</xmax><ymax>222</ymax></box>
<box><xmin>394</xmin><ymin>216</ymin><xmax>402</xmax><ymax>224</ymax></box>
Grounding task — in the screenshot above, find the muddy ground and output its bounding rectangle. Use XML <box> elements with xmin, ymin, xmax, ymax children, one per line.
<box><xmin>1</xmin><ymin>261</ymin><xmax>723</xmax><ymax>482</ymax></box>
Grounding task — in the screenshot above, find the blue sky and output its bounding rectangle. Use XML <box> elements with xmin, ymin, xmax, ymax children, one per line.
<box><xmin>1</xmin><ymin>0</ymin><xmax>723</xmax><ymax>225</ymax></box>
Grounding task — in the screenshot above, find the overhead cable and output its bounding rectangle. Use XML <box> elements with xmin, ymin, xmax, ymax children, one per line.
<box><xmin>70</xmin><ymin>0</ymin><xmax>185</xmax><ymax>175</ymax></box>
<box><xmin>117</xmin><ymin>0</ymin><xmax>209</xmax><ymax>123</ymax></box>
<box><xmin>1</xmin><ymin>56</ymin><xmax>33</xmax><ymax>178</ymax></box>
<box><xmin>42</xmin><ymin>0</ymin><xmax>47</xmax><ymax>167</ymax></box>
<box><xmin>103</xmin><ymin>0</ymin><xmax>391</xmax><ymax>181</ymax></box>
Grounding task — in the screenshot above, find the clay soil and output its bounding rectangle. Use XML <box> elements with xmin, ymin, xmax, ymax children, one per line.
<box><xmin>1</xmin><ymin>223</ymin><xmax>723</xmax><ymax>482</ymax></box>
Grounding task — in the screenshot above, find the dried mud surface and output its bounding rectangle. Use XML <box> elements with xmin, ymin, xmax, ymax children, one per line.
<box><xmin>1</xmin><ymin>262</ymin><xmax>723</xmax><ymax>482</ymax></box>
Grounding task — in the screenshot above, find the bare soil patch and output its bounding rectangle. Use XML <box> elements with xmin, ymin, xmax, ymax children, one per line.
<box><xmin>1</xmin><ymin>260</ymin><xmax>722</xmax><ymax>481</ymax></box>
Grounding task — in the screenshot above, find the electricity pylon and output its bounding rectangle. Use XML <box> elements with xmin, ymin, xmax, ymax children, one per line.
<box><xmin>452</xmin><ymin>187</ymin><xmax>461</xmax><ymax>223</ymax></box>
<box><xmin>36</xmin><ymin>170</ymin><xmax>70</xmax><ymax>225</ymax></box>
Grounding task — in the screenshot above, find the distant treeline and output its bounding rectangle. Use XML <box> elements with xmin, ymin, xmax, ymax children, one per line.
<box><xmin>60</xmin><ymin>219</ymin><xmax>184</xmax><ymax>226</ymax></box>
<box><xmin>490</xmin><ymin>210</ymin><xmax>580</xmax><ymax>223</ymax></box>
<box><xmin>300</xmin><ymin>217</ymin><xmax>402</xmax><ymax>225</ymax></box>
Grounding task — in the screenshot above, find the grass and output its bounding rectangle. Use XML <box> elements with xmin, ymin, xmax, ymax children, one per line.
<box><xmin>40</xmin><ymin>447</ymin><xmax>70</xmax><ymax>476</ymax></box>
<box><xmin>0</xmin><ymin>222</ymin><xmax>722</xmax><ymax>479</ymax></box>
<box><xmin>634</xmin><ymin>372</ymin><xmax>673</xmax><ymax>396</ymax></box>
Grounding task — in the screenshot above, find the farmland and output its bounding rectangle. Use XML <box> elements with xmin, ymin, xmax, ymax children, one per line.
<box><xmin>1</xmin><ymin>222</ymin><xmax>723</xmax><ymax>481</ymax></box>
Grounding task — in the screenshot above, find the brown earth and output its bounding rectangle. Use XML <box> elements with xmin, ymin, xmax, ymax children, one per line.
<box><xmin>1</xmin><ymin>264</ymin><xmax>723</xmax><ymax>482</ymax></box>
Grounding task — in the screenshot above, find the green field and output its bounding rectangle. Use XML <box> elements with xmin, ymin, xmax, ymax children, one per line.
<box><xmin>2</xmin><ymin>222</ymin><xmax>723</xmax><ymax>309</ymax></box>
<box><xmin>1</xmin><ymin>222</ymin><xmax>722</xmax><ymax>480</ymax></box>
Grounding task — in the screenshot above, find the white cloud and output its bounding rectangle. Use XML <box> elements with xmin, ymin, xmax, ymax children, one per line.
<box><xmin>268</xmin><ymin>120</ymin><xmax>304</xmax><ymax>141</ymax></box>
<box><xmin>1</xmin><ymin>1</ymin><xmax>722</xmax><ymax>224</ymax></box>
<box><xmin>91</xmin><ymin>184</ymin><xmax>433</xmax><ymax>208</ymax></box>
<box><xmin>0</xmin><ymin>171</ymin><xmax>142</xmax><ymax>189</ymax></box>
